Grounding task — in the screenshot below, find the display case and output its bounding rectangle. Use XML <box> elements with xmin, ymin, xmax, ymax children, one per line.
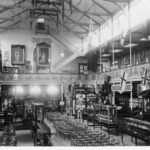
<box><xmin>95</xmin><ymin>105</ymin><xmax>117</xmax><ymax>124</ymax></box>
<box><xmin>82</xmin><ymin>85</ymin><xmax>96</xmax><ymax>122</ymax></box>
<box><xmin>86</xmin><ymin>85</ymin><xmax>97</xmax><ymax>106</ymax></box>
<box><xmin>93</xmin><ymin>105</ymin><xmax>118</xmax><ymax>134</ymax></box>
<box><xmin>122</xmin><ymin>117</ymin><xmax>150</xmax><ymax>145</ymax></box>
<box><xmin>74</xmin><ymin>86</ymin><xmax>86</xmax><ymax>119</ymax></box>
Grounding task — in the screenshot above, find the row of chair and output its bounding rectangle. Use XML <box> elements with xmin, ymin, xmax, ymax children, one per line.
<box><xmin>46</xmin><ymin>113</ymin><xmax>123</xmax><ymax>146</ymax></box>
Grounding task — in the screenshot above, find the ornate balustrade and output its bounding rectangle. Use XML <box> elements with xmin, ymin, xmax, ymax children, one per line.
<box><xmin>103</xmin><ymin>63</ymin><xmax>150</xmax><ymax>83</ymax></box>
<box><xmin>1</xmin><ymin>73</ymin><xmax>104</xmax><ymax>85</ymax></box>
<box><xmin>1</xmin><ymin>63</ymin><xmax>149</xmax><ymax>85</ymax></box>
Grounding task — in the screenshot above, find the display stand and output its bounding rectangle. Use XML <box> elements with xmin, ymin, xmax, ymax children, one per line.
<box><xmin>74</xmin><ymin>85</ymin><xmax>86</xmax><ymax>119</ymax></box>
<box><xmin>82</xmin><ymin>85</ymin><xmax>96</xmax><ymax>122</ymax></box>
<box><xmin>121</xmin><ymin>117</ymin><xmax>150</xmax><ymax>145</ymax></box>
<box><xmin>93</xmin><ymin>105</ymin><xmax>118</xmax><ymax>135</ymax></box>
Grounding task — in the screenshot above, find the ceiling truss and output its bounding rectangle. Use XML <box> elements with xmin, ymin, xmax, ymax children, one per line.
<box><xmin>0</xmin><ymin>0</ymin><xmax>129</xmax><ymax>40</ymax></box>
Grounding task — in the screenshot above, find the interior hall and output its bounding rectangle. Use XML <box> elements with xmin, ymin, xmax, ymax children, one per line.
<box><xmin>0</xmin><ymin>0</ymin><xmax>150</xmax><ymax>147</ymax></box>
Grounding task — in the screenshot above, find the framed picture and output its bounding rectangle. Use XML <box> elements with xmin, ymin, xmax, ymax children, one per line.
<box><xmin>11</xmin><ymin>45</ymin><xmax>25</xmax><ymax>65</ymax></box>
<box><xmin>37</xmin><ymin>45</ymin><xmax>49</xmax><ymax>66</ymax></box>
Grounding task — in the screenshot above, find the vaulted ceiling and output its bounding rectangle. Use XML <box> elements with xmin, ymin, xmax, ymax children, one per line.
<box><xmin>0</xmin><ymin>0</ymin><xmax>137</xmax><ymax>71</ymax></box>
<box><xmin>0</xmin><ymin>0</ymin><xmax>128</xmax><ymax>44</ymax></box>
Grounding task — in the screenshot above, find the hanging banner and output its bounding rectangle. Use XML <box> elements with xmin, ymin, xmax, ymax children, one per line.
<box><xmin>120</xmin><ymin>71</ymin><xmax>128</xmax><ymax>92</ymax></box>
<box><xmin>141</xmin><ymin>67</ymin><xmax>150</xmax><ymax>86</ymax></box>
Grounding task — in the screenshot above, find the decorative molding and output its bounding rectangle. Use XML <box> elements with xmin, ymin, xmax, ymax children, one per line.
<box><xmin>31</xmin><ymin>37</ymin><xmax>52</xmax><ymax>44</ymax></box>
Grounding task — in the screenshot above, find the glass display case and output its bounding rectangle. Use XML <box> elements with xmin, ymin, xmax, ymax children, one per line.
<box><xmin>122</xmin><ymin>117</ymin><xmax>150</xmax><ymax>145</ymax></box>
<box><xmin>92</xmin><ymin>105</ymin><xmax>118</xmax><ymax>134</ymax></box>
<box><xmin>95</xmin><ymin>105</ymin><xmax>117</xmax><ymax>124</ymax></box>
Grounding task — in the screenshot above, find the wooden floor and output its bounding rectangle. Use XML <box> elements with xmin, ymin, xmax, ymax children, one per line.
<box><xmin>51</xmin><ymin>135</ymin><xmax>71</xmax><ymax>146</ymax></box>
<box><xmin>16</xmin><ymin>130</ymin><xmax>34</xmax><ymax>146</ymax></box>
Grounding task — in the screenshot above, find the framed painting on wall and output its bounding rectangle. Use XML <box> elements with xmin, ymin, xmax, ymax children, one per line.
<box><xmin>11</xmin><ymin>45</ymin><xmax>25</xmax><ymax>65</ymax></box>
<box><xmin>37</xmin><ymin>45</ymin><xmax>49</xmax><ymax>66</ymax></box>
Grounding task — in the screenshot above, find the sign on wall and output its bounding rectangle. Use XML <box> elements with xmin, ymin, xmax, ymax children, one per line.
<box><xmin>111</xmin><ymin>84</ymin><xmax>132</xmax><ymax>93</ymax></box>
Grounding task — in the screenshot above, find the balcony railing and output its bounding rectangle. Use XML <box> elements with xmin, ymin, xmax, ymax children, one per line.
<box><xmin>1</xmin><ymin>63</ymin><xmax>149</xmax><ymax>84</ymax></box>
<box><xmin>106</xmin><ymin>63</ymin><xmax>150</xmax><ymax>82</ymax></box>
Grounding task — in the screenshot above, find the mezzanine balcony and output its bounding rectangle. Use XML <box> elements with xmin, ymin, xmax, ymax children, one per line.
<box><xmin>0</xmin><ymin>63</ymin><xmax>149</xmax><ymax>85</ymax></box>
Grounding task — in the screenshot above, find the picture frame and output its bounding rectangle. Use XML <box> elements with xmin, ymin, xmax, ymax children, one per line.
<box><xmin>11</xmin><ymin>45</ymin><xmax>25</xmax><ymax>65</ymax></box>
<box><xmin>37</xmin><ymin>44</ymin><xmax>49</xmax><ymax>66</ymax></box>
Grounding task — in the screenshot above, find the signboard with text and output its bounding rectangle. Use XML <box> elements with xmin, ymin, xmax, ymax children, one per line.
<box><xmin>111</xmin><ymin>84</ymin><xmax>132</xmax><ymax>92</ymax></box>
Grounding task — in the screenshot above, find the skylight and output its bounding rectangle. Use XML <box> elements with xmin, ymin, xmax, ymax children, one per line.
<box><xmin>83</xmin><ymin>0</ymin><xmax>150</xmax><ymax>52</ymax></box>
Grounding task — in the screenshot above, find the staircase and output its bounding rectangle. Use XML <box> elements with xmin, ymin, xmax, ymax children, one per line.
<box><xmin>48</xmin><ymin>28</ymin><xmax>79</xmax><ymax>72</ymax></box>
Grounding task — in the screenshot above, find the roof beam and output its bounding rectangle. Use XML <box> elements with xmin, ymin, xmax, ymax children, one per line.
<box><xmin>104</xmin><ymin>0</ymin><xmax>129</xmax><ymax>3</ymax></box>
<box><xmin>0</xmin><ymin>20</ymin><xmax>24</xmax><ymax>33</ymax></box>
<box><xmin>48</xmin><ymin>15</ymin><xmax>83</xmax><ymax>39</ymax></box>
<box><xmin>63</xmin><ymin>0</ymin><xmax>82</xmax><ymax>25</ymax></box>
<box><xmin>74</xmin><ymin>31</ymin><xmax>87</xmax><ymax>34</ymax></box>
<box><xmin>0</xmin><ymin>26</ymin><xmax>27</xmax><ymax>30</ymax></box>
<box><xmin>64</xmin><ymin>9</ymin><xmax>110</xmax><ymax>17</ymax></box>
<box><xmin>64</xmin><ymin>15</ymin><xmax>89</xmax><ymax>33</ymax></box>
<box><xmin>9</xmin><ymin>6</ymin><xmax>30</xmax><ymax>30</ymax></box>
<box><xmin>0</xmin><ymin>4</ymin><xmax>60</xmax><ymax>10</ymax></box>
<box><xmin>64</xmin><ymin>0</ymin><xmax>100</xmax><ymax>26</ymax></box>
<box><xmin>66</xmin><ymin>22</ymin><xmax>96</xmax><ymax>27</ymax></box>
<box><xmin>33</xmin><ymin>11</ymin><xmax>58</xmax><ymax>16</ymax></box>
<box><xmin>54</xmin><ymin>5</ymin><xmax>89</xmax><ymax>33</ymax></box>
<box><xmin>0</xmin><ymin>17</ymin><xmax>13</xmax><ymax>21</ymax></box>
<box><xmin>30</xmin><ymin>0</ymin><xmax>62</xmax><ymax>6</ymax></box>
<box><xmin>0</xmin><ymin>13</ymin><xmax>41</xmax><ymax>33</ymax></box>
<box><xmin>0</xmin><ymin>9</ymin><xmax>29</xmax><ymax>25</ymax></box>
<box><xmin>103</xmin><ymin>0</ymin><xmax>128</xmax><ymax>15</ymax></box>
<box><xmin>0</xmin><ymin>0</ymin><xmax>25</xmax><ymax>13</ymax></box>
<box><xmin>92</xmin><ymin>0</ymin><xmax>112</xmax><ymax>16</ymax></box>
